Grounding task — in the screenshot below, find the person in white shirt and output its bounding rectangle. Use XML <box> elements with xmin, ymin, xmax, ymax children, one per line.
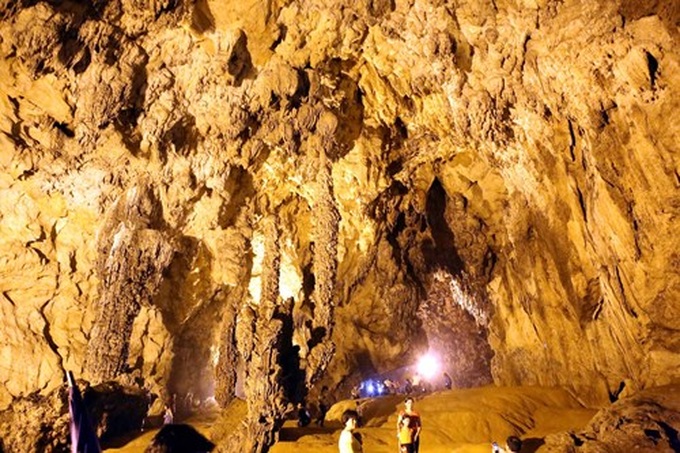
<box><xmin>338</xmin><ymin>409</ymin><xmax>363</xmax><ymax>453</ymax></box>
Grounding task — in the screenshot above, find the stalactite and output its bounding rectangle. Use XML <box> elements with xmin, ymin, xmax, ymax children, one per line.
<box><xmin>228</xmin><ymin>215</ymin><xmax>289</xmax><ymax>452</ymax></box>
<box><xmin>214</xmin><ymin>301</ymin><xmax>239</xmax><ymax>408</ymax></box>
<box><xmin>307</xmin><ymin>140</ymin><xmax>340</xmax><ymax>385</ymax></box>
<box><xmin>84</xmin><ymin>185</ymin><xmax>174</xmax><ymax>384</ymax></box>
<box><xmin>213</xmin><ymin>222</ymin><xmax>254</xmax><ymax>409</ymax></box>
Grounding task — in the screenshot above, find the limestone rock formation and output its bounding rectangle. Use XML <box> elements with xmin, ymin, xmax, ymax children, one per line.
<box><xmin>0</xmin><ymin>0</ymin><xmax>678</xmax><ymax>451</ymax></box>
<box><xmin>0</xmin><ymin>379</ymin><xmax>147</xmax><ymax>452</ymax></box>
<box><xmin>544</xmin><ymin>384</ymin><xmax>680</xmax><ymax>451</ymax></box>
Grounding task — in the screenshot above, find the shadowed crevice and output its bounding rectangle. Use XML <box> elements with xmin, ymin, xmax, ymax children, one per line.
<box><xmin>424</xmin><ymin>178</ymin><xmax>465</xmax><ymax>275</ymax></box>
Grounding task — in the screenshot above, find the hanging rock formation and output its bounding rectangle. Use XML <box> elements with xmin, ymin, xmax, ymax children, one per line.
<box><xmin>0</xmin><ymin>0</ymin><xmax>679</xmax><ymax>451</ymax></box>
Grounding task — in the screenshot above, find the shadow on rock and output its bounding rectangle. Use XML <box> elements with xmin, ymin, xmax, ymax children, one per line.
<box><xmin>145</xmin><ymin>424</ymin><xmax>215</xmax><ymax>453</ymax></box>
<box><xmin>521</xmin><ymin>437</ymin><xmax>546</xmax><ymax>452</ymax></box>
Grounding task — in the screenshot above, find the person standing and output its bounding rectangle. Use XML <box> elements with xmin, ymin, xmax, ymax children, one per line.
<box><xmin>338</xmin><ymin>409</ymin><xmax>363</xmax><ymax>453</ymax></box>
<box><xmin>396</xmin><ymin>397</ymin><xmax>422</xmax><ymax>453</ymax></box>
<box><xmin>297</xmin><ymin>402</ymin><xmax>312</xmax><ymax>427</ymax></box>
<box><xmin>443</xmin><ymin>372</ymin><xmax>452</xmax><ymax>390</ymax></box>
<box><xmin>397</xmin><ymin>415</ymin><xmax>415</xmax><ymax>453</ymax></box>
<box><xmin>316</xmin><ymin>386</ymin><xmax>330</xmax><ymax>427</ymax></box>
<box><xmin>351</xmin><ymin>385</ymin><xmax>361</xmax><ymax>400</ymax></box>
<box><xmin>411</xmin><ymin>374</ymin><xmax>422</xmax><ymax>393</ymax></box>
<box><xmin>163</xmin><ymin>404</ymin><xmax>174</xmax><ymax>425</ymax></box>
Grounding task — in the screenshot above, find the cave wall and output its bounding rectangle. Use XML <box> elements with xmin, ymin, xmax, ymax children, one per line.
<box><xmin>0</xmin><ymin>0</ymin><xmax>679</xmax><ymax>447</ymax></box>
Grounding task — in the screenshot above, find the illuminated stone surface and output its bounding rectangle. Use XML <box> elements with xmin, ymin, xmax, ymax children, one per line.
<box><xmin>0</xmin><ymin>0</ymin><xmax>678</xmax><ymax>451</ymax></box>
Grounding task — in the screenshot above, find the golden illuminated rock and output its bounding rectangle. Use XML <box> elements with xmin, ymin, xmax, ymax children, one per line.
<box><xmin>0</xmin><ymin>0</ymin><xmax>678</xmax><ymax>451</ymax></box>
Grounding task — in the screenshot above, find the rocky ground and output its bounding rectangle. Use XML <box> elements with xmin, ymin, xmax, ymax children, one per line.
<box><xmin>102</xmin><ymin>384</ymin><xmax>680</xmax><ymax>452</ymax></box>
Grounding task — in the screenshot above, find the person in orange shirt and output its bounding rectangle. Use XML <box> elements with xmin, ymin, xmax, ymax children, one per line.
<box><xmin>396</xmin><ymin>397</ymin><xmax>422</xmax><ymax>453</ymax></box>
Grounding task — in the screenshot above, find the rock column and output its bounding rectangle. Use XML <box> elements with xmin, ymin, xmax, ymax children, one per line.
<box><xmin>84</xmin><ymin>183</ymin><xmax>174</xmax><ymax>383</ymax></box>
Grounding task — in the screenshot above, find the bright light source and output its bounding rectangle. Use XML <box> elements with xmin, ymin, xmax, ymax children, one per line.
<box><xmin>366</xmin><ymin>381</ymin><xmax>375</xmax><ymax>396</ymax></box>
<box><xmin>416</xmin><ymin>353</ymin><xmax>440</xmax><ymax>380</ymax></box>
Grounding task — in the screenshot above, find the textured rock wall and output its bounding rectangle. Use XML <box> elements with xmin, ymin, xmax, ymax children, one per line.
<box><xmin>0</xmin><ymin>0</ymin><xmax>679</xmax><ymax>449</ymax></box>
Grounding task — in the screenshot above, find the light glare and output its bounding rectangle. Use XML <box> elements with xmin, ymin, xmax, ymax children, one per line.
<box><xmin>417</xmin><ymin>353</ymin><xmax>440</xmax><ymax>380</ymax></box>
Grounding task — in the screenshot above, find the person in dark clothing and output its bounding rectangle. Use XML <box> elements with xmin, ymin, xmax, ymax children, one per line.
<box><xmin>316</xmin><ymin>386</ymin><xmax>330</xmax><ymax>427</ymax></box>
<box><xmin>443</xmin><ymin>372</ymin><xmax>452</xmax><ymax>390</ymax></box>
<box><xmin>297</xmin><ymin>402</ymin><xmax>311</xmax><ymax>427</ymax></box>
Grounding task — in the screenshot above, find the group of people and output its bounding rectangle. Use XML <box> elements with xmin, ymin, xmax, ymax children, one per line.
<box><xmin>351</xmin><ymin>372</ymin><xmax>455</xmax><ymax>399</ymax></box>
<box><xmin>339</xmin><ymin>396</ymin><xmax>422</xmax><ymax>453</ymax></box>
<box><xmin>338</xmin><ymin>396</ymin><xmax>523</xmax><ymax>453</ymax></box>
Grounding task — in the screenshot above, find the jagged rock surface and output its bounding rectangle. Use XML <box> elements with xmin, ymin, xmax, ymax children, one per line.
<box><xmin>0</xmin><ymin>0</ymin><xmax>678</xmax><ymax>451</ymax></box>
<box><xmin>543</xmin><ymin>384</ymin><xmax>680</xmax><ymax>452</ymax></box>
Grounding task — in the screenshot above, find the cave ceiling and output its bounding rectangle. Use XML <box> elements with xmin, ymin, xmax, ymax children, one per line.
<box><xmin>0</xmin><ymin>0</ymin><xmax>679</xmax><ymax>450</ymax></box>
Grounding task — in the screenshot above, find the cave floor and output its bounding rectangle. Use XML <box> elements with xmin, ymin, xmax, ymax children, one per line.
<box><xmin>104</xmin><ymin>386</ymin><xmax>596</xmax><ymax>452</ymax></box>
<box><xmin>103</xmin><ymin>407</ymin><xmax>220</xmax><ymax>452</ymax></box>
